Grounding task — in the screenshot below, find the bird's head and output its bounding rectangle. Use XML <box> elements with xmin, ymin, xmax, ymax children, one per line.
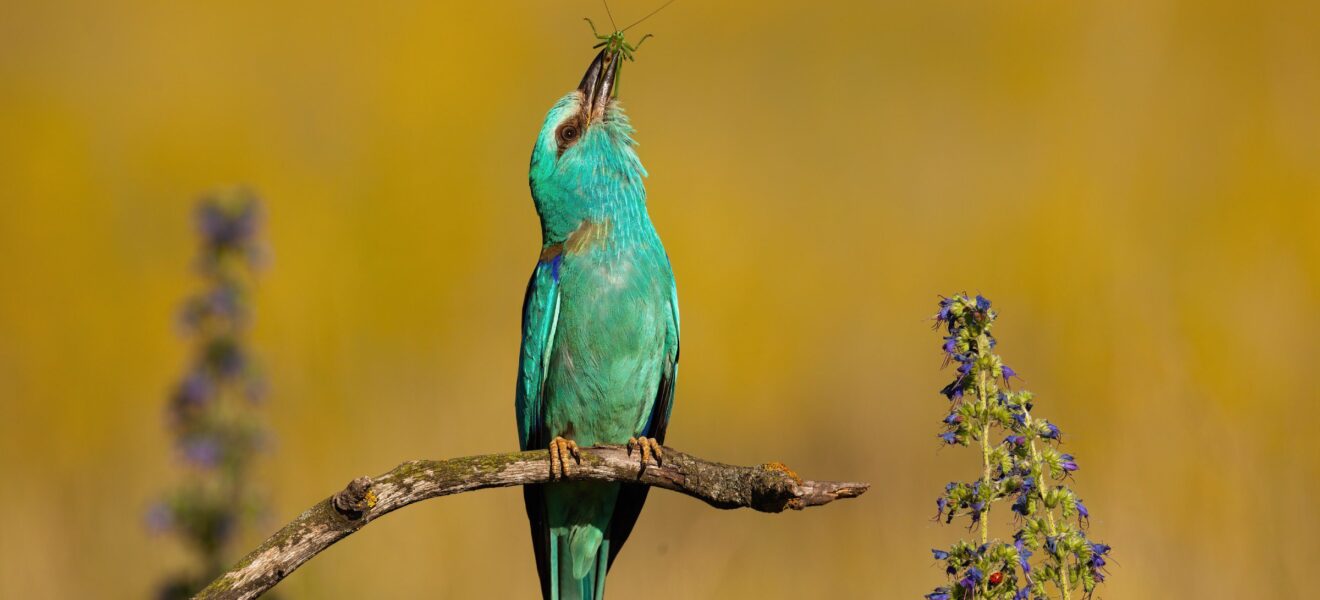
<box><xmin>529</xmin><ymin>50</ymin><xmax>648</xmax><ymax>242</ymax></box>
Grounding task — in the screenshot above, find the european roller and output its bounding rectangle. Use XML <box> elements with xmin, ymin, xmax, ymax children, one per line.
<box><xmin>517</xmin><ymin>49</ymin><xmax>679</xmax><ymax>600</ymax></box>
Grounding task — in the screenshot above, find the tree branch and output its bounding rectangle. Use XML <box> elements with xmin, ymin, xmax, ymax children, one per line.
<box><xmin>194</xmin><ymin>445</ymin><xmax>869</xmax><ymax>600</ymax></box>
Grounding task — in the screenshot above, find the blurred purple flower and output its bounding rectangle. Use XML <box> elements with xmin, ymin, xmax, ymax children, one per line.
<box><xmin>207</xmin><ymin>288</ymin><xmax>243</xmax><ymax>321</ymax></box>
<box><xmin>181</xmin><ymin>437</ymin><xmax>222</xmax><ymax>468</ymax></box>
<box><xmin>171</xmin><ymin>371</ymin><xmax>212</xmax><ymax>413</ymax></box>
<box><xmin>197</xmin><ymin>197</ymin><xmax>260</xmax><ymax>250</ymax></box>
<box><xmin>145</xmin><ymin>502</ymin><xmax>174</xmax><ymax>534</ymax></box>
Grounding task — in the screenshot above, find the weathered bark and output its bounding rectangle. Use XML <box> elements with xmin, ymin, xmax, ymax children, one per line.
<box><xmin>194</xmin><ymin>445</ymin><xmax>869</xmax><ymax>600</ymax></box>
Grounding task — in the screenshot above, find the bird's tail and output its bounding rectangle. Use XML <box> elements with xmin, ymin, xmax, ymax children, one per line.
<box><xmin>554</xmin><ymin>532</ymin><xmax>610</xmax><ymax>600</ymax></box>
<box><xmin>543</xmin><ymin>482</ymin><xmax>621</xmax><ymax>600</ymax></box>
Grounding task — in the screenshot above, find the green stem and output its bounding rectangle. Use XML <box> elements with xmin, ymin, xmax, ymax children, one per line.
<box><xmin>974</xmin><ymin>335</ymin><xmax>994</xmax><ymax>599</ymax></box>
<box><xmin>977</xmin><ymin>371</ymin><xmax>991</xmax><ymax>546</ymax></box>
<box><xmin>1023</xmin><ymin>411</ymin><xmax>1072</xmax><ymax>600</ymax></box>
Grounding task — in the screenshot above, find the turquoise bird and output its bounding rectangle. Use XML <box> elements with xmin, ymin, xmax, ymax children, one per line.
<box><xmin>517</xmin><ymin>49</ymin><xmax>679</xmax><ymax>600</ymax></box>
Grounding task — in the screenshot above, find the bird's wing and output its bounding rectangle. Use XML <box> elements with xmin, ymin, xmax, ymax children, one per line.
<box><xmin>516</xmin><ymin>256</ymin><xmax>562</xmax><ymax>452</ymax></box>
<box><xmin>516</xmin><ymin>256</ymin><xmax>562</xmax><ymax>599</ymax></box>
<box><xmin>607</xmin><ymin>278</ymin><xmax>680</xmax><ymax>568</ymax></box>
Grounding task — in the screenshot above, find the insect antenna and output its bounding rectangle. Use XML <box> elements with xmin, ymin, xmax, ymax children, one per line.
<box><xmin>622</xmin><ymin>0</ymin><xmax>677</xmax><ymax>32</ymax></box>
<box><xmin>602</xmin><ymin>0</ymin><xmax>618</xmax><ymax>31</ymax></box>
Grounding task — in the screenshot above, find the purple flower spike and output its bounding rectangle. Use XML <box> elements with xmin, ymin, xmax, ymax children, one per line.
<box><xmin>922</xmin><ymin>295</ymin><xmax>1110</xmax><ymax>593</ymax></box>
<box><xmin>158</xmin><ymin>190</ymin><xmax>273</xmax><ymax>586</ymax></box>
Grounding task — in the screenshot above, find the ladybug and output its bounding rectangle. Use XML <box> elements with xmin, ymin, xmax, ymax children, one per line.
<box><xmin>988</xmin><ymin>571</ymin><xmax>1004</xmax><ymax>586</ymax></box>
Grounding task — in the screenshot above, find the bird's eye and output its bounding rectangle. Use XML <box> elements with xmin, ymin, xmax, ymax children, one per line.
<box><xmin>559</xmin><ymin>125</ymin><xmax>578</xmax><ymax>143</ymax></box>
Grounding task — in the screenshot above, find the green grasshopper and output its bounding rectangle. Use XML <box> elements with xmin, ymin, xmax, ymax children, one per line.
<box><xmin>584</xmin><ymin>0</ymin><xmax>675</xmax><ymax>64</ymax></box>
<box><xmin>584</xmin><ymin>18</ymin><xmax>653</xmax><ymax>63</ymax></box>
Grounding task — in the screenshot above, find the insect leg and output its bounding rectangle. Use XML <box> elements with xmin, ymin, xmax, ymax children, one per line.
<box><xmin>584</xmin><ymin>17</ymin><xmax>605</xmax><ymax>40</ymax></box>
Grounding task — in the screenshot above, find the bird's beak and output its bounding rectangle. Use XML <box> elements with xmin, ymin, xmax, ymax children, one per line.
<box><xmin>577</xmin><ymin>49</ymin><xmax>621</xmax><ymax>125</ymax></box>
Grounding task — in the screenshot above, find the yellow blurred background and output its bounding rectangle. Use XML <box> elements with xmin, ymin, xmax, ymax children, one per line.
<box><xmin>1</xmin><ymin>0</ymin><xmax>1317</xmax><ymax>598</ymax></box>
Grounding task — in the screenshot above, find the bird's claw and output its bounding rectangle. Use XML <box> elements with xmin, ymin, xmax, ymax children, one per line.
<box><xmin>549</xmin><ymin>437</ymin><xmax>581</xmax><ymax>480</ymax></box>
<box><xmin>627</xmin><ymin>436</ymin><xmax>663</xmax><ymax>468</ymax></box>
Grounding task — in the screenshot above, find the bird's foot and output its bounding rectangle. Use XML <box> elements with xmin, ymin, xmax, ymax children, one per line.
<box><xmin>627</xmin><ymin>436</ymin><xmax>664</xmax><ymax>468</ymax></box>
<box><xmin>549</xmin><ymin>437</ymin><xmax>580</xmax><ymax>480</ymax></box>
